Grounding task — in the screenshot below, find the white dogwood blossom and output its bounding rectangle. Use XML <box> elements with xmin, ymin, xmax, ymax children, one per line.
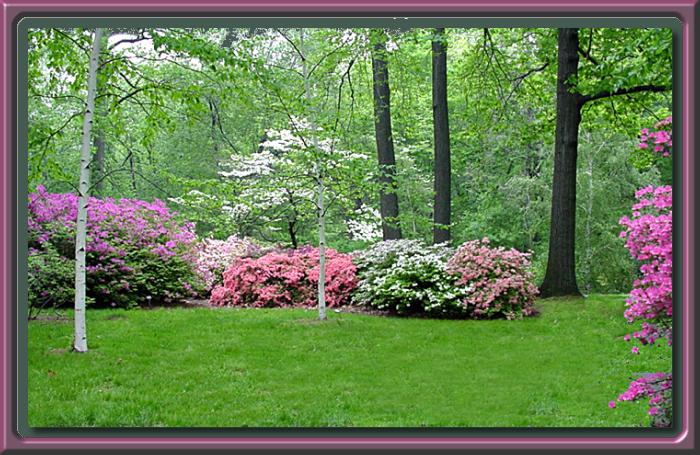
<box><xmin>346</xmin><ymin>204</ymin><xmax>382</xmax><ymax>242</ymax></box>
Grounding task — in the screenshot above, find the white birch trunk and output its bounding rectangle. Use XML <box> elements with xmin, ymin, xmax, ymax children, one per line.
<box><xmin>73</xmin><ymin>28</ymin><xmax>103</xmax><ymax>352</ymax></box>
<box><xmin>300</xmin><ymin>28</ymin><xmax>327</xmax><ymax>320</ymax></box>
<box><xmin>316</xmin><ymin>173</ymin><xmax>327</xmax><ymax>320</ymax></box>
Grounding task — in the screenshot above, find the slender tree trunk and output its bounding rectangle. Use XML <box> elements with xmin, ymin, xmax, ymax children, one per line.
<box><xmin>73</xmin><ymin>28</ymin><xmax>103</xmax><ymax>353</ymax></box>
<box><xmin>286</xmin><ymin>192</ymin><xmax>300</xmax><ymax>248</ymax></box>
<box><xmin>93</xmin><ymin>134</ymin><xmax>105</xmax><ymax>195</ymax></box>
<box><xmin>523</xmin><ymin>146</ymin><xmax>532</xmax><ymax>251</ymax></box>
<box><xmin>92</xmin><ymin>32</ymin><xmax>108</xmax><ymax>197</ymax></box>
<box><xmin>539</xmin><ymin>28</ymin><xmax>583</xmax><ymax>298</ymax></box>
<box><xmin>300</xmin><ymin>28</ymin><xmax>327</xmax><ymax>320</ymax></box>
<box><xmin>316</xmin><ymin>174</ymin><xmax>327</xmax><ymax>320</ymax></box>
<box><xmin>129</xmin><ymin>153</ymin><xmax>137</xmax><ymax>191</ymax></box>
<box><xmin>370</xmin><ymin>29</ymin><xmax>402</xmax><ymax>240</ymax></box>
<box><xmin>584</xmin><ymin>146</ymin><xmax>593</xmax><ymax>295</ymax></box>
<box><xmin>287</xmin><ymin>221</ymin><xmax>298</xmax><ymax>249</ymax></box>
<box><xmin>432</xmin><ymin>28</ymin><xmax>451</xmax><ymax>245</ymax></box>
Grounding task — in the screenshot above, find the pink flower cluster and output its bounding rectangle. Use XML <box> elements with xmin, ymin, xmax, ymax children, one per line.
<box><xmin>611</xmin><ymin>373</ymin><xmax>672</xmax><ymax>427</ymax></box>
<box><xmin>194</xmin><ymin>235</ymin><xmax>262</xmax><ymax>292</ymax></box>
<box><xmin>209</xmin><ymin>246</ymin><xmax>358</xmax><ymax>308</ymax></box>
<box><xmin>446</xmin><ymin>238</ymin><xmax>538</xmax><ymax>319</ymax></box>
<box><xmin>613</xmin><ymin>121</ymin><xmax>673</xmax><ymax>427</ymax></box>
<box><xmin>28</xmin><ymin>186</ymin><xmax>199</xmax><ymax>307</ymax></box>
<box><xmin>638</xmin><ymin>116</ymin><xmax>672</xmax><ymax>157</ymax></box>
<box><xmin>619</xmin><ymin>185</ymin><xmax>672</xmax><ymax>347</ymax></box>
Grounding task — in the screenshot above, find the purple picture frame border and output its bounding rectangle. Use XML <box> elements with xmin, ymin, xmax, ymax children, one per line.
<box><xmin>1</xmin><ymin>0</ymin><xmax>695</xmax><ymax>451</ymax></box>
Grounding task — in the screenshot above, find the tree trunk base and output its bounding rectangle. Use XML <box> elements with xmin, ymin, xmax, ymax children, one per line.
<box><xmin>538</xmin><ymin>281</ymin><xmax>583</xmax><ymax>298</ymax></box>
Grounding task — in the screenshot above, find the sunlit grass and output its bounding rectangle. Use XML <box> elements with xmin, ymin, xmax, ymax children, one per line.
<box><xmin>27</xmin><ymin>295</ymin><xmax>670</xmax><ymax>427</ymax></box>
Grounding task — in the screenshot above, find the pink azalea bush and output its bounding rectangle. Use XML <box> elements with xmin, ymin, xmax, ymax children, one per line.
<box><xmin>638</xmin><ymin>116</ymin><xmax>672</xmax><ymax>157</ymax></box>
<box><xmin>194</xmin><ymin>235</ymin><xmax>262</xmax><ymax>292</ymax></box>
<box><xmin>446</xmin><ymin>238</ymin><xmax>537</xmax><ymax>319</ymax></box>
<box><xmin>353</xmin><ymin>238</ymin><xmax>537</xmax><ymax>319</ymax></box>
<box><xmin>611</xmin><ymin>121</ymin><xmax>673</xmax><ymax>428</ymax></box>
<box><xmin>210</xmin><ymin>246</ymin><xmax>357</xmax><ymax>308</ymax></box>
<box><xmin>28</xmin><ymin>186</ymin><xmax>199</xmax><ymax>308</ymax></box>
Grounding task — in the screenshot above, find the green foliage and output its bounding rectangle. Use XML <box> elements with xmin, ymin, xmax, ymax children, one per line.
<box><xmin>28</xmin><ymin>246</ymin><xmax>76</xmax><ymax>315</ymax></box>
<box><xmin>26</xmin><ymin>26</ymin><xmax>673</xmax><ymax>293</ymax></box>
<box><xmin>575</xmin><ymin>129</ymin><xmax>662</xmax><ymax>294</ymax></box>
<box><xmin>352</xmin><ymin>240</ymin><xmax>471</xmax><ymax>316</ymax></box>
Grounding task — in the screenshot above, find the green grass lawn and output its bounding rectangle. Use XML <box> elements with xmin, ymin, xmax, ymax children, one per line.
<box><xmin>27</xmin><ymin>295</ymin><xmax>671</xmax><ymax>428</ymax></box>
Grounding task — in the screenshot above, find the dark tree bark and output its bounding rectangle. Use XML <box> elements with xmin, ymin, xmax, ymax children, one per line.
<box><xmin>539</xmin><ymin>28</ymin><xmax>583</xmax><ymax>298</ymax></box>
<box><xmin>371</xmin><ymin>29</ymin><xmax>402</xmax><ymax>240</ymax></box>
<box><xmin>539</xmin><ymin>29</ymin><xmax>670</xmax><ymax>297</ymax></box>
<box><xmin>287</xmin><ymin>221</ymin><xmax>298</xmax><ymax>249</ymax></box>
<box><xmin>432</xmin><ymin>28</ymin><xmax>451</xmax><ymax>245</ymax></box>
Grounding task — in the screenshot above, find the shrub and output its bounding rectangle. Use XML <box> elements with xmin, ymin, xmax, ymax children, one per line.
<box><xmin>194</xmin><ymin>235</ymin><xmax>263</xmax><ymax>292</ymax></box>
<box><xmin>610</xmin><ymin>372</ymin><xmax>672</xmax><ymax>428</ymax></box>
<box><xmin>612</xmin><ymin>185</ymin><xmax>673</xmax><ymax>426</ymax></box>
<box><xmin>210</xmin><ymin>246</ymin><xmax>357</xmax><ymax>308</ymax></box>
<box><xmin>352</xmin><ymin>239</ymin><xmax>472</xmax><ymax>317</ymax></box>
<box><xmin>618</xmin><ymin>185</ymin><xmax>673</xmax><ymax>347</ymax></box>
<box><xmin>446</xmin><ymin>238</ymin><xmax>537</xmax><ymax>319</ymax></box>
<box><xmin>27</xmin><ymin>186</ymin><xmax>200</xmax><ymax>308</ymax></box>
<box><xmin>632</xmin><ymin>116</ymin><xmax>672</xmax><ymax>185</ymax></box>
<box><xmin>28</xmin><ymin>245</ymin><xmax>75</xmax><ymax>315</ymax></box>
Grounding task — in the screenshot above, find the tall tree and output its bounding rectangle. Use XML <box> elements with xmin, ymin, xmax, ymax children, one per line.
<box><xmin>73</xmin><ymin>27</ymin><xmax>103</xmax><ymax>353</ymax></box>
<box><xmin>539</xmin><ymin>28</ymin><xmax>669</xmax><ymax>297</ymax></box>
<box><xmin>370</xmin><ymin>29</ymin><xmax>402</xmax><ymax>240</ymax></box>
<box><xmin>91</xmin><ymin>31</ymin><xmax>110</xmax><ymax>197</ymax></box>
<box><xmin>539</xmin><ymin>28</ymin><xmax>582</xmax><ymax>297</ymax></box>
<box><xmin>432</xmin><ymin>28</ymin><xmax>452</xmax><ymax>244</ymax></box>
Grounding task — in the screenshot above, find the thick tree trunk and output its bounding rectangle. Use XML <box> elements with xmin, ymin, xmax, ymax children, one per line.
<box><xmin>370</xmin><ymin>30</ymin><xmax>402</xmax><ymax>241</ymax></box>
<box><xmin>432</xmin><ymin>28</ymin><xmax>451</xmax><ymax>245</ymax></box>
<box><xmin>539</xmin><ymin>28</ymin><xmax>583</xmax><ymax>298</ymax></box>
<box><xmin>73</xmin><ymin>28</ymin><xmax>103</xmax><ymax>353</ymax></box>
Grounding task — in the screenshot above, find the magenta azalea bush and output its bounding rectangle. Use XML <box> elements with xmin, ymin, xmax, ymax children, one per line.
<box><xmin>633</xmin><ymin>116</ymin><xmax>672</xmax><ymax>185</ymax></box>
<box><xmin>611</xmin><ymin>185</ymin><xmax>673</xmax><ymax>426</ymax></box>
<box><xmin>446</xmin><ymin>238</ymin><xmax>537</xmax><ymax>319</ymax></box>
<box><xmin>610</xmin><ymin>372</ymin><xmax>672</xmax><ymax>428</ymax></box>
<box><xmin>28</xmin><ymin>186</ymin><xmax>200</xmax><ymax>308</ymax></box>
<box><xmin>619</xmin><ymin>186</ymin><xmax>673</xmax><ymax>346</ymax></box>
<box><xmin>638</xmin><ymin>116</ymin><xmax>672</xmax><ymax>157</ymax></box>
<box><xmin>194</xmin><ymin>235</ymin><xmax>262</xmax><ymax>292</ymax></box>
<box><xmin>611</xmin><ymin>121</ymin><xmax>673</xmax><ymax>428</ymax></box>
<box><xmin>210</xmin><ymin>246</ymin><xmax>357</xmax><ymax>308</ymax></box>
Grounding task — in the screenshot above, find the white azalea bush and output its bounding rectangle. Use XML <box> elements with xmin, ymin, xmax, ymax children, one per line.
<box><xmin>352</xmin><ymin>239</ymin><xmax>472</xmax><ymax>317</ymax></box>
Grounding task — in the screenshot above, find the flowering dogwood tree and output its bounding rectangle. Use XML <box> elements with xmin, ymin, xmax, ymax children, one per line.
<box><xmin>217</xmin><ymin>119</ymin><xmax>373</xmax><ymax>319</ymax></box>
